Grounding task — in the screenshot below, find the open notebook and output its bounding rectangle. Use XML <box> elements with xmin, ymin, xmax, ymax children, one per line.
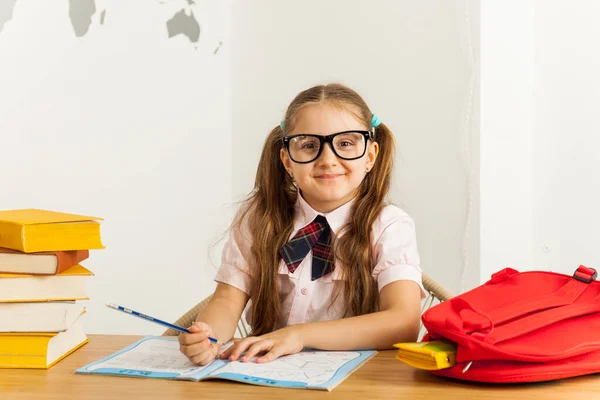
<box><xmin>75</xmin><ymin>336</ymin><xmax>376</xmax><ymax>391</ymax></box>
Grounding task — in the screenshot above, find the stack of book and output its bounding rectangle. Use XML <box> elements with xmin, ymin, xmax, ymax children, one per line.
<box><xmin>0</xmin><ymin>209</ymin><xmax>104</xmax><ymax>369</ymax></box>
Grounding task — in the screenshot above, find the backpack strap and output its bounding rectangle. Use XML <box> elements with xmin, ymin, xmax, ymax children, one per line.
<box><xmin>481</xmin><ymin>291</ymin><xmax>600</xmax><ymax>345</ymax></box>
<box><xmin>486</xmin><ymin>266</ymin><xmax>596</xmax><ymax>326</ymax></box>
<box><xmin>444</xmin><ymin>266</ymin><xmax>597</xmax><ymax>336</ymax></box>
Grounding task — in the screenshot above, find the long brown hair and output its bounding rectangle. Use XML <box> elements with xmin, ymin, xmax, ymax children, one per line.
<box><xmin>232</xmin><ymin>83</ymin><xmax>395</xmax><ymax>335</ymax></box>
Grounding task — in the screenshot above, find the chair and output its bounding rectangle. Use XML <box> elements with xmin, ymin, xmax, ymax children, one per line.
<box><xmin>418</xmin><ymin>273</ymin><xmax>454</xmax><ymax>340</ymax></box>
<box><xmin>163</xmin><ymin>272</ymin><xmax>453</xmax><ymax>338</ymax></box>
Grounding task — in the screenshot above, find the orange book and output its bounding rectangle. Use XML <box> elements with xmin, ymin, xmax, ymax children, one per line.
<box><xmin>0</xmin><ymin>247</ymin><xmax>89</xmax><ymax>275</ymax></box>
<box><xmin>0</xmin><ymin>209</ymin><xmax>104</xmax><ymax>253</ymax></box>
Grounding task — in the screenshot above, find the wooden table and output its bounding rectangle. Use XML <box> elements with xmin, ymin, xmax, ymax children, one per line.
<box><xmin>2</xmin><ymin>335</ymin><xmax>599</xmax><ymax>399</ymax></box>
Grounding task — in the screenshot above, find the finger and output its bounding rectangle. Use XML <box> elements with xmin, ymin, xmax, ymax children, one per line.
<box><xmin>178</xmin><ymin>331</ymin><xmax>212</xmax><ymax>345</ymax></box>
<box><xmin>220</xmin><ymin>338</ymin><xmax>246</xmax><ymax>359</ymax></box>
<box><xmin>188</xmin><ymin>321</ymin><xmax>210</xmax><ymax>333</ymax></box>
<box><xmin>222</xmin><ymin>338</ymin><xmax>254</xmax><ymax>361</ymax></box>
<box><xmin>180</xmin><ymin>340</ymin><xmax>212</xmax><ymax>358</ymax></box>
<box><xmin>256</xmin><ymin>345</ymin><xmax>287</xmax><ymax>363</ymax></box>
<box><xmin>227</xmin><ymin>337</ymin><xmax>261</xmax><ymax>361</ymax></box>
<box><xmin>219</xmin><ymin>339</ymin><xmax>241</xmax><ymax>359</ymax></box>
<box><xmin>241</xmin><ymin>339</ymin><xmax>274</xmax><ymax>362</ymax></box>
<box><xmin>190</xmin><ymin>349</ymin><xmax>216</xmax><ymax>366</ymax></box>
<box><xmin>219</xmin><ymin>346</ymin><xmax>232</xmax><ymax>359</ymax></box>
<box><xmin>190</xmin><ymin>350</ymin><xmax>212</xmax><ymax>365</ymax></box>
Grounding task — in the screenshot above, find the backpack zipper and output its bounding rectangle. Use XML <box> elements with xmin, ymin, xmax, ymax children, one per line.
<box><xmin>462</xmin><ymin>361</ymin><xmax>473</xmax><ymax>373</ymax></box>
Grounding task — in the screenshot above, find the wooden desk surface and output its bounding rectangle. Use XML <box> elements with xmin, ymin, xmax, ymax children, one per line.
<box><xmin>2</xmin><ymin>335</ymin><xmax>599</xmax><ymax>400</ymax></box>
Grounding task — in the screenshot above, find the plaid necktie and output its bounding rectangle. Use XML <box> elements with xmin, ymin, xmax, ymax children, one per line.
<box><xmin>279</xmin><ymin>215</ymin><xmax>334</xmax><ymax>281</ymax></box>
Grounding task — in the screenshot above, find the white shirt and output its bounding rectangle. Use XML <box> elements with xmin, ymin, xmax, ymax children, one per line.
<box><xmin>215</xmin><ymin>195</ymin><xmax>425</xmax><ymax>330</ymax></box>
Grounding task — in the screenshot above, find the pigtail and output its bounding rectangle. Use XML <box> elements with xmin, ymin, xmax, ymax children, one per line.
<box><xmin>237</xmin><ymin>125</ymin><xmax>297</xmax><ymax>335</ymax></box>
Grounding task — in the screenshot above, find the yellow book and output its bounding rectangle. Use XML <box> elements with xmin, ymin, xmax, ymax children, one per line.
<box><xmin>394</xmin><ymin>340</ymin><xmax>457</xmax><ymax>370</ymax></box>
<box><xmin>0</xmin><ymin>319</ymin><xmax>88</xmax><ymax>368</ymax></box>
<box><xmin>0</xmin><ymin>209</ymin><xmax>104</xmax><ymax>253</ymax></box>
<box><xmin>0</xmin><ymin>264</ymin><xmax>93</xmax><ymax>303</ymax></box>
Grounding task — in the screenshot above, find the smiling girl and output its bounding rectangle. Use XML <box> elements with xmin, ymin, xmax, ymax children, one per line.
<box><xmin>179</xmin><ymin>83</ymin><xmax>425</xmax><ymax>365</ymax></box>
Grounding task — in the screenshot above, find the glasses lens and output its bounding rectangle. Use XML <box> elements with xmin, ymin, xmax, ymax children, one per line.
<box><xmin>289</xmin><ymin>135</ymin><xmax>321</xmax><ymax>162</ymax></box>
<box><xmin>332</xmin><ymin>132</ymin><xmax>366</xmax><ymax>160</ymax></box>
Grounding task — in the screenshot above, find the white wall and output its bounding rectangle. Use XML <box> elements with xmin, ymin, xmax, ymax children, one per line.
<box><xmin>480</xmin><ymin>0</ymin><xmax>600</xmax><ymax>281</ymax></box>
<box><xmin>0</xmin><ymin>0</ymin><xmax>233</xmax><ymax>334</ymax></box>
<box><xmin>479</xmin><ymin>1</ymin><xmax>535</xmax><ymax>282</ymax></box>
<box><xmin>533</xmin><ymin>1</ymin><xmax>600</xmax><ymax>275</ymax></box>
<box><xmin>232</xmin><ymin>0</ymin><xmax>480</xmax><ymax>294</ymax></box>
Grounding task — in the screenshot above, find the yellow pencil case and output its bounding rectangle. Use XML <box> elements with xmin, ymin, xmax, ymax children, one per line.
<box><xmin>394</xmin><ymin>340</ymin><xmax>457</xmax><ymax>370</ymax></box>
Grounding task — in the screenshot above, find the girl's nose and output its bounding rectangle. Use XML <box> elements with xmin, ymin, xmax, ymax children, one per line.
<box><xmin>317</xmin><ymin>143</ymin><xmax>338</xmax><ymax>165</ymax></box>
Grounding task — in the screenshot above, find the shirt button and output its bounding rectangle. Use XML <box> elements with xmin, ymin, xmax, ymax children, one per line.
<box><xmin>301</xmin><ymin>288</ymin><xmax>308</xmax><ymax>295</ymax></box>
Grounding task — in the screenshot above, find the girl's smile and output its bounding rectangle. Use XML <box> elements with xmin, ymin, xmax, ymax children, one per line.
<box><xmin>314</xmin><ymin>173</ymin><xmax>346</xmax><ymax>180</ymax></box>
<box><xmin>280</xmin><ymin>104</ymin><xmax>379</xmax><ymax>213</ymax></box>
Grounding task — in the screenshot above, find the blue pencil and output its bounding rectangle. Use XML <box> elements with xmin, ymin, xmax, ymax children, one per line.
<box><xmin>106</xmin><ymin>303</ymin><xmax>218</xmax><ymax>344</ymax></box>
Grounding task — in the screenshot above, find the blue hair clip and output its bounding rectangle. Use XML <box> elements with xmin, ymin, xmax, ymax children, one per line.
<box><xmin>371</xmin><ymin>114</ymin><xmax>381</xmax><ymax>128</ymax></box>
<box><xmin>279</xmin><ymin>121</ymin><xmax>285</xmax><ymax>129</ymax></box>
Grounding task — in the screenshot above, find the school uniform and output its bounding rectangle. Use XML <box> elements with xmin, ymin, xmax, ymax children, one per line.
<box><xmin>215</xmin><ymin>194</ymin><xmax>425</xmax><ymax>330</ymax></box>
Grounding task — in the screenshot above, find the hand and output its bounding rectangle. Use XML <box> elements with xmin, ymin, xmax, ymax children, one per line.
<box><xmin>220</xmin><ymin>326</ymin><xmax>304</xmax><ymax>364</ymax></box>
<box><xmin>178</xmin><ymin>321</ymin><xmax>219</xmax><ymax>365</ymax></box>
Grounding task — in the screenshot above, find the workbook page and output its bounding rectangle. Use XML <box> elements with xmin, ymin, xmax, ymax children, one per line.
<box><xmin>208</xmin><ymin>350</ymin><xmax>369</xmax><ymax>389</ymax></box>
<box><xmin>76</xmin><ymin>336</ymin><xmax>226</xmax><ymax>380</ymax></box>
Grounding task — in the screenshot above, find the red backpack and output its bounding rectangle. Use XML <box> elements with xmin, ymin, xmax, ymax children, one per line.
<box><xmin>421</xmin><ymin>265</ymin><xmax>600</xmax><ymax>383</ymax></box>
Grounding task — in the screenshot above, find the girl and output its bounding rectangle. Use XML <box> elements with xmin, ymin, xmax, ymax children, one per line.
<box><xmin>179</xmin><ymin>83</ymin><xmax>425</xmax><ymax>365</ymax></box>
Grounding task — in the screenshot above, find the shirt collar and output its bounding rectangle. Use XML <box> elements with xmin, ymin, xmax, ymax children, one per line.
<box><xmin>294</xmin><ymin>193</ymin><xmax>354</xmax><ymax>235</ymax></box>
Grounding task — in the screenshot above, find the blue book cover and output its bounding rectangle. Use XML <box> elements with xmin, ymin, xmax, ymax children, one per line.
<box><xmin>75</xmin><ymin>336</ymin><xmax>376</xmax><ymax>391</ymax></box>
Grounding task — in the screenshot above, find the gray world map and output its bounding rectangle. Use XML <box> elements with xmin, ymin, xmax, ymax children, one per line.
<box><xmin>0</xmin><ymin>0</ymin><xmax>200</xmax><ymax>42</ymax></box>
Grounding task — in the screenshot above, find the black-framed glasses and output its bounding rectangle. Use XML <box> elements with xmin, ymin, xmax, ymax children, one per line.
<box><xmin>282</xmin><ymin>130</ymin><xmax>373</xmax><ymax>164</ymax></box>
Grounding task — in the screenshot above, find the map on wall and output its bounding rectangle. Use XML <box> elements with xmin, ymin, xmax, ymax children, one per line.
<box><xmin>0</xmin><ymin>0</ymin><xmax>201</xmax><ymax>43</ymax></box>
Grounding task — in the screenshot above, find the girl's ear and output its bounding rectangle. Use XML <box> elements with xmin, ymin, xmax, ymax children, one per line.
<box><xmin>280</xmin><ymin>148</ymin><xmax>292</xmax><ymax>174</ymax></box>
<box><xmin>365</xmin><ymin>141</ymin><xmax>379</xmax><ymax>171</ymax></box>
